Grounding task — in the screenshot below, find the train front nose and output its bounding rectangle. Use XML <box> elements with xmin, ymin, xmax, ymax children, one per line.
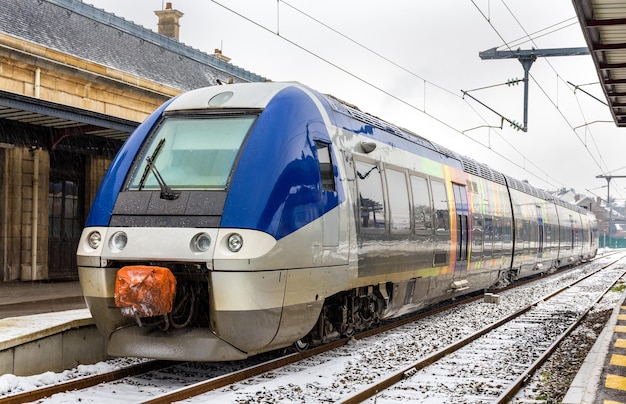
<box><xmin>77</xmin><ymin>225</ymin><xmax>285</xmax><ymax>360</ymax></box>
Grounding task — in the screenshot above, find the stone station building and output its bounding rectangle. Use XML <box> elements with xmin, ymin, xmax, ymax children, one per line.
<box><xmin>0</xmin><ymin>0</ymin><xmax>265</xmax><ymax>281</ymax></box>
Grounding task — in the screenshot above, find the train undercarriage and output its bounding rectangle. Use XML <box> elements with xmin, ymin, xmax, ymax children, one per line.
<box><xmin>110</xmin><ymin>251</ymin><xmax>594</xmax><ymax>358</ymax></box>
<box><xmin>295</xmin><ymin>288</ymin><xmax>386</xmax><ymax>350</ymax></box>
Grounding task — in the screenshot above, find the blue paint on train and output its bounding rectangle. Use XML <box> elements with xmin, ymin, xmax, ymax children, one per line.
<box><xmin>221</xmin><ymin>86</ymin><xmax>342</xmax><ymax>240</ymax></box>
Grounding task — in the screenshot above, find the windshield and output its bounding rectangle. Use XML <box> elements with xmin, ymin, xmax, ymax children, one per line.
<box><xmin>128</xmin><ymin>115</ymin><xmax>256</xmax><ymax>190</ymax></box>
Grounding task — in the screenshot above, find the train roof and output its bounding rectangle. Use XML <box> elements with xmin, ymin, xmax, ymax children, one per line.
<box><xmin>323</xmin><ymin>89</ymin><xmax>589</xmax><ymax>214</ymax></box>
<box><xmin>164</xmin><ymin>82</ymin><xmax>294</xmax><ymax>111</ymax></box>
<box><xmin>163</xmin><ymin>82</ymin><xmax>588</xmax><ymax>215</ymax></box>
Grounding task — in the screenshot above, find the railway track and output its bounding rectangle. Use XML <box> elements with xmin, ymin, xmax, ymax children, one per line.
<box><xmin>1</xmin><ymin>252</ymin><xmax>622</xmax><ymax>403</ymax></box>
<box><xmin>340</xmin><ymin>255</ymin><xmax>626</xmax><ymax>403</ymax></box>
<box><xmin>0</xmin><ymin>360</ymin><xmax>176</xmax><ymax>404</ymax></box>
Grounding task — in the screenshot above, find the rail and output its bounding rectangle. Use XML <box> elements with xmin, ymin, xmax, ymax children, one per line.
<box><xmin>337</xmin><ymin>255</ymin><xmax>626</xmax><ymax>403</ymax></box>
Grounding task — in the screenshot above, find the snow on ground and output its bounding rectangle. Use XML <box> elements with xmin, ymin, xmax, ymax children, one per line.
<box><xmin>0</xmin><ymin>250</ymin><xmax>624</xmax><ymax>403</ymax></box>
<box><xmin>0</xmin><ymin>358</ymin><xmax>147</xmax><ymax>398</ymax></box>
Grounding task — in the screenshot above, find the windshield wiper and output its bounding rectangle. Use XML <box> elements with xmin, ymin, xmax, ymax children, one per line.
<box><xmin>137</xmin><ymin>138</ymin><xmax>180</xmax><ymax>200</ymax></box>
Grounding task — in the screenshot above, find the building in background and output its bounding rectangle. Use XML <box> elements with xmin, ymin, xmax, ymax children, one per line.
<box><xmin>0</xmin><ymin>0</ymin><xmax>266</xmax><ymax>281</ymax></box>
<box><xmin>553</xmin><ymin>188</ymin><xmax>626</xmax><ymax>249</ymax></box>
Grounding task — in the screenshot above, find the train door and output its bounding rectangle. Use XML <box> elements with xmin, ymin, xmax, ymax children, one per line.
<box><xmin>48</xmin><ymin>151</ymin><xmax>84</xmax><ymax>279</ymax></box>
<box><xmin>431</xmin><ymin>180</ymin><xmax>450</xmax><ymax>268</ymax></box>
<box><xmin>315</xmin><ymin>141</ymin><xmax>339</xmax><ymax>247</ymax></box>
<box><xmin>536</xmin><ymin>205</ymin><xmax>544</xmax><ymax>258</ymax></box>
<box><xmin>452</xmin><ymin>183</ymin><xmax>469</xmax><ymax>276</ymax></box>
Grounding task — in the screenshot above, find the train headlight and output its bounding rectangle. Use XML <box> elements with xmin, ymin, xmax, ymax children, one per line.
<box><xmin>87</xmin><ymin>231</ymin><xmax>101</xmax><ymax>249</ymax></box>
<box><xmin>227</xmin><ymin>233</ymin><xmax>243</xmax><ymax>252</ymax></box>
<box><xmin>109</xmin><ymin>231</ymin><xmax>128</xmax><ymax>253</ymax></box>
<box><xmin>191</xmin><ymin>232</ymin><xmax>211</xmax><ymax>253</ymax></box>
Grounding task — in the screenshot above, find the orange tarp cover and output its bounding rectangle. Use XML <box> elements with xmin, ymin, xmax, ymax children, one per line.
<box><xmin>114</xmin><ymin>266</ymin><xmax>176</xmax><ymax>318</ymax></box>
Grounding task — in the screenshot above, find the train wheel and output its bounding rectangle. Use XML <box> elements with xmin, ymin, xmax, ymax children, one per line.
<box><xmin>294</xmin><ymin>338</ymin><xmax>309</xmax><ymax>352</ymax></box>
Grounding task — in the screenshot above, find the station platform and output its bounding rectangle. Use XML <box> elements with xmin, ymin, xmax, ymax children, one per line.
<box><xmin>564</xmin><ymin>292</ymin><xmax>626</xmax><ymax>403</ymax></box>
<box><xmin>0</xmin><ymin>280</ymin><xmax>86</xmax><ymax>319</ymax></box>
<box><xmin>0</xmin><ymin>281</ymin><xmax>105</xmax><ymax>376</ymax></box>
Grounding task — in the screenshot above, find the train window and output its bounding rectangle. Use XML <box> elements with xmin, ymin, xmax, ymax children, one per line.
<box><xmin>411</xmin><ymin>176</ymin><xmax>432</xmax><ymax>230</ymax></box>
<box><xmin>128</xmin><ymin>116</ymin><xmax>255</xmax><ymax>190</ymax></box>
<box><xmin>385</xmin><ymin>169</ymin><xmax>410</xmax><ymax>232</ymax></box>
<box><xmin>315</xmin><ymin>141</ymin><xmax>335</xmax><ymax>192</ymax></box>
<box><xmin>545</xmin><ymin>224</ymin><xmax>552</xmax><ymax>243</ymax></box>
<box><xmin>467</xmin><ymin>180</ymin><xmax>478</xmax><ymax>193</ymax></box>
<box><xmin>503</xmin><ymin>218</ymin><xmax>512</xmax><ymax>243</ymax></box>
<box><xmin>471</xmin><ymin>214</ymin><xmax>484</xmax><ymax>260</ymax></box>
<box><xmin>355</xmin><ymin>160</ymin><xmax>386</xmax><ymax>231</ymax></box>
<box><xmin>493</xmin><ymin>216</ymin><xmax>502</xmax><ymax>258</ymax></box>
<box><xmin>484</xmin><ymin>216</ymin><xmax>493</xmax><ymax>258</ymax></box>
<box><xmin>523</xmin><ymin>220</ymin><xmax>531</xmax><ymax>245</ymax></box>
<box><xmin>493</xmin><ymin>217</ymin><xmax>502</xmax><ymax>243</ymax></box>
<box><xmin>431</xmin><ymin>181</ymin><xmax>449</xmax><ymax>231</ymax></box>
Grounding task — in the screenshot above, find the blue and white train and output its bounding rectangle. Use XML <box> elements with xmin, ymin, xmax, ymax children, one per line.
<box><xmin>77</xmin><ymin>82</ymin><xmax>598</xmax><ymax>361</ymax></box>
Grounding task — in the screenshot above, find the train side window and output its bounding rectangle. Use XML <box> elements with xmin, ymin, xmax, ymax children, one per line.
<box><xmin>355</xmin><ymin>160</ymin><xmax>386</xmax><ymax>231</ymax></box>
<box><xmin>386</xmin><ymin>169</ymin><xmax>411</xmax><ymax>232</ymax></box>
<box><xmin>545</xmin><ymin>224</ymin><xmax>552</xmax><ymax>243</ymax></box>
<box><xmin>503</xmin><ymin>217</ymin><xmax>512</xmax><ymax>243</ymax></box>
<box><xmin>431</xmin><ymin>181</ymin><xmax>449</xmax><ymax>231</ymax></box>
<box><xmin>493</xmin><ymin>216</ymin><xmax>502</xmax><ymax>258</ymax></box>
<box><xmin>410</xmin><ymin>175</ymin><xmax>432</xmax><ymax>230</ymax></box>
<box><xmin>484</xmin><ymin>216</ymin><xmax>493</xmax><ymax>258</ymax></box>
<box><xmin>471</xmin><ymin>214</ymin><xmax>484</xmax><ymax>260</ymax></box>
<box><xmin>315</xmin><ymin>141</ymin><xmax>335</xmax><ymax>192</ymax></box>
<box><xmin>493</xmin><ymin>217</ymin><xmax>502</xmax><ymax>243</ymax></box>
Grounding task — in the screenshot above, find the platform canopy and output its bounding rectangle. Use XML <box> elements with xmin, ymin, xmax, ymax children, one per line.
<box><xmin>573</xmin><ymin>0</ymin><xmax>626</xmax><ymax>127</ymax></box>
<box><xmin>0</xmin><ymin>90</ymin><xmax>137</xmax><ymax>141</ymax></box>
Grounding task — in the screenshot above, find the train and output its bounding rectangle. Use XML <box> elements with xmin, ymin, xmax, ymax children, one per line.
<box><xmin>77</xmin><ymin>81</ymin><xmax>598</xmax><ymax>361</ymax></box>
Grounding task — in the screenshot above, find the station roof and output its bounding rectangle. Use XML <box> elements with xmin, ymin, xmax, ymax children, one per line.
<box><xmin>573</xmin><ymin>0</ymin><xmax>626</xmax><ymax>127</ymax></box>
<box><xmin>2</xmin><ymin>0</ymin><xmax>266</xmax><ymax>92</ymax></box>
<box><xmin>0</xmin><ymin>90</ymin><xmax>138</xmax><ymax>142</ymax></box>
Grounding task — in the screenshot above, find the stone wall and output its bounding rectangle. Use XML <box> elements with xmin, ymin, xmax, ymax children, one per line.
<box><xmin>0</xmin><ymin>146</ymin><xmax>49</xmax><ymax>281</ymax></box>
<box><xmin>0</xmin><ymin>32</ymin><xmax>184</xmax><ymax>281</ymax></box>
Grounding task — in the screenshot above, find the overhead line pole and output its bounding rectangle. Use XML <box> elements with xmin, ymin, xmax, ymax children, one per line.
<box><xmin>479</xmin><ymin>47</ymin><xmax>590</xmax><ymax>132</ymax></box>
<box><xmin>595</xmin><ymin>174</ymin><xmax>626</xmax><ymax>248</ymax></box>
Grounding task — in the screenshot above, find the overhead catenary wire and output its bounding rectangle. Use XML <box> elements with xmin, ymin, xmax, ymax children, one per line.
<box><xmin>499</xmin><ymin>0</ymin><xmax>622</xmax><ymax>198</ymax></box>
<box><xmin>505</xmin><ymin>18</ymin><xmax>580</xmax><ymax>49</ymax></box>
<box><xmin>473</xmin><ymin>0</ymin><xmax>615</xmax><ymax>194</ymax></box>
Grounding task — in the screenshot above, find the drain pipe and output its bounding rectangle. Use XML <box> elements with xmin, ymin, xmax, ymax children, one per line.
<box><xmin>31</xmin><ymin>149</ymin><xmax>39</xmax><ymax>280</ymax></box>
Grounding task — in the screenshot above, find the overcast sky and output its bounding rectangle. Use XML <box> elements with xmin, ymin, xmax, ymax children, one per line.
<box><xmin>84</xmin><ymin>0</ymin><xmax>626</xmax><ymax>203</ymax></box>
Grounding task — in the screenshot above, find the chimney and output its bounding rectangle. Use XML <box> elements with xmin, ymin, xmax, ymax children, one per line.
<box><xmin>213</xmin><ymin>48</ymin><xmax>232</xmax><ymax>63</ymax></box>
<box><xmin>155</xmin><ymin>2</ymin><xmax>184</xmax><ymax>40</ymax></box>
